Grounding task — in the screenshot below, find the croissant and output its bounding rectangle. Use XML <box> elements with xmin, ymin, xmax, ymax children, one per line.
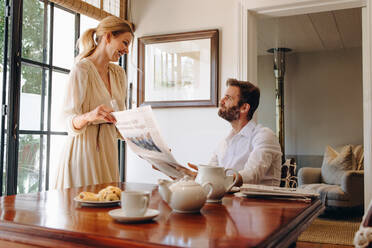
<box><xmin>106</xmin><ymin>186</ymin><xmax>122</xmax><ymax>197</ymax></box>
<box><xmin>98</xmin><ymin>186</ymin><xmax>122</xmax><ymax>201</ymax></box>
<box><xmin>78</xmin><ymin>186</ymin><xmax>122</xmax><ymax>202</ymax></box>
<box><xmin>104</xmin><ymin>193</ymin><xmax>120</xmax><ymax>201</ymax></box>
<box><xmin>78</xmin><ymin>192</ymin><xmax>99</xmax><ymax>201</ymax></box>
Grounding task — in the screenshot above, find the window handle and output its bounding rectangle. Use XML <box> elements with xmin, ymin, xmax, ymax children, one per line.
<box><xmin>13</xmin><ymin>124</ymin><xmax>17</xmax><ymax>140</ymax></box>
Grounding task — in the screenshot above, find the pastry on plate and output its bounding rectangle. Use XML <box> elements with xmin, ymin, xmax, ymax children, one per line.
<box><xmin>78</xmin><ymin>192</ymin><xmax>99</xmax><ymax>201</ymax></box>
<box><xmin>77</xmin><ymin>186</ymin><xmax>122</xmax><ymax>202</ymax></box>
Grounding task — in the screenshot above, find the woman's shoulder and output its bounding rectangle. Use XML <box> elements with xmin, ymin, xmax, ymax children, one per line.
<box><xmin>72</xmin><ymin>58</ymin><xmax>91</xmax><ymax>73</ymax></box>
<box><xmin>109</xmin><ymin>63</ymin><xmax>125</xmax><ymax>74</ymax></box>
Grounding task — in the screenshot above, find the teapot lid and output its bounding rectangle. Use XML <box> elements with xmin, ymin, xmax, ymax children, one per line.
<box><xmin>172</xmin><ymin>176</ymin><xmax>199</xmax><ymax>187</ymax></box>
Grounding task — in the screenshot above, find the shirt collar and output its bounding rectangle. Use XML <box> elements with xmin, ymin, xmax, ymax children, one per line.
<box><xmin>237</xmin><ymin>120</ymin><xmax>256</xmax><ymax>137</ymax></box>
<box><xmin>227</xmin><ymin>120</ymin><xmax>256</xmax><ymax>140</ymax></box>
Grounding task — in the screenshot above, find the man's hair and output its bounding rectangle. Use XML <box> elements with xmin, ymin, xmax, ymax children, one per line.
<box><xmin>226</xmin><ymin>78</ymin><xmax>260</xmax><ymax>120</ymax></box>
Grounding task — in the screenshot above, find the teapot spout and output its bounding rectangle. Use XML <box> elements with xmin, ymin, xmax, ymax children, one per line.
<box><xmin>158</xmin><ymin>179</ymin><xmax>172</xmax><ymax>203</ymax></box>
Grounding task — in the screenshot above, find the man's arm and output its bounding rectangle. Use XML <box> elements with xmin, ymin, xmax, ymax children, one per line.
<box><xmin>239</xmin><ymin>128</ymin><xmax>282</xmax><ymax>184</ymax></box>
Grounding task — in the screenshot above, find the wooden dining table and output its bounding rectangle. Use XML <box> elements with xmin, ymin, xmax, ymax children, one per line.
<box><xmin>0</xmin><ymin>182</ymin><xmax>324</xmax><ymax>248</ymax></box>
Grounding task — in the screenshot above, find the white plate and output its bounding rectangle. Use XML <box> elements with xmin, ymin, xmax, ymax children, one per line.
<box><xmin>74</xmin><ymin>196</ymin><xmax>120</xmax><ymax>207</ymax></box>
<box><xmin>109</xmin><ymin>208</ymin><xmax>159</xmax><ymax>223</ymax></box>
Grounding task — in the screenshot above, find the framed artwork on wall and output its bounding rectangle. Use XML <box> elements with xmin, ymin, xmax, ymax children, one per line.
<box><xmin>137</xmin><ymin>29</ymin><xmax>219</xmax><ymax>108</ymax></box>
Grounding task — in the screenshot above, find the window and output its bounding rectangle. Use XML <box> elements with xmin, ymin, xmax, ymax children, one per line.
<box><xmin>0</xmin><ymin>0</ymin><xmax>126</xmax><ymax>196</ymax></box>
<box><xmin>17</xmin><ymin>0</ymin><xmax>72</xmax><ymax>194</ymax></box>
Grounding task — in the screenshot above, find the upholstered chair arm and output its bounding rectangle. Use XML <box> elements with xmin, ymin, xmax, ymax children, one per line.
<box><xmin>298</xmin><ymin>167</ymin><xmax>322</xmax><ymax>185</ymax></box>
<box><xmin>341</xmin><ymin>170</ymin><xmax>364</xmax><ymax>196</ymax></box>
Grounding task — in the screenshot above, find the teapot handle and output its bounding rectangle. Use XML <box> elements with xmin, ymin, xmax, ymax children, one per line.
<box><xmin>201</xmin><ymin>182</ymin><xmax>213</xmax><ymax>198</ymax></box>
<box><xmin>224</xmin><ymin>169</ymin><xmax>238</xmax><ymax>192</ymax></box>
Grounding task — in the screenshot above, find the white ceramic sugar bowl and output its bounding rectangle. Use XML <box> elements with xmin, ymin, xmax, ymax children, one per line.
<box><xmin>158</xmin><ymin>177</ymin><xmax>212</xmax><ymax>213</ymax></box>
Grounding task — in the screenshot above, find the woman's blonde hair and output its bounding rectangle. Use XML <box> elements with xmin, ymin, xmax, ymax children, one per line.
<box><xmin>76</xmin><ymin>16</ymin><xmax>134</xmax><ymax>61</ymax></box>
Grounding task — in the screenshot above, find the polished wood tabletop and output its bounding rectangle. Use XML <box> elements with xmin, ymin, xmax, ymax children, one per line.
<box><xmin>0</xmin><ymin>182</ymin><xmax>323</xmax><ymax>248</ymax></box>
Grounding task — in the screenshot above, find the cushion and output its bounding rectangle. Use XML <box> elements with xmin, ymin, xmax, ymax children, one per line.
<box><xmin>321</xmin><ymin>145</ymin><xmax>353</xmax><ymax>185</ymax></box>
<box><xmin>333</xmin><ymin>144</ymin><xmax>363</xmax><ymax>170</ymax></box>
<box><xmin>353</xmin><ymin>145</ymin><xmax>364</xmax><ymax>170</ymax></box>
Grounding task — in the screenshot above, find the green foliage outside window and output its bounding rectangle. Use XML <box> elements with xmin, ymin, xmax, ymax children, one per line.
<box><xmin>18</xmin><ymin>135</ymin><xmax>40</xmax><ymax>194</ymax></box>
<box><xmin>0</xmin><ymin>0</ymin><xmax>46</xmax><ymax>193</ymax></box>
<box><xmin>0</xmin><ymin>0</ymin><xmax>45</xmax><ymax>94</ymax></box>
<box><xmin>21</xmin><ymin>0</ymin><xmax>45</xmax><ymax>95</ymax></box>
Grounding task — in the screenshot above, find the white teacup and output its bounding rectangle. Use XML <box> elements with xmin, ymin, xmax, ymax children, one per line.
<box><xmin>121</xmin><ymin>191</ymin><xmax>150</xmax><ymax>217</ymax></box>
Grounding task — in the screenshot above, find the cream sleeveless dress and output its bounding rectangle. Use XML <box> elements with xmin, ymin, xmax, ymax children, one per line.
<box><xmin>52</xmin><ymin>58</ymin><xmax>127</xmax><ymax>189</ymax></box>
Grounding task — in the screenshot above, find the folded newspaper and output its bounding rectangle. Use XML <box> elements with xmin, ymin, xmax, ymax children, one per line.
<box><xmin>112</xmin><ymin>106</ymin><xmax>192</xmax><ymax>179</ymax></box>
<box><xmin>238</xmin><ymin>184</ymin><xmax>319</xmax><ymax>201</ymax></box>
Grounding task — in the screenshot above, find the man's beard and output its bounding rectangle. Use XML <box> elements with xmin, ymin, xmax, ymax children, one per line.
<box><xmin>218</xmin><ymin>105</ymin><xmax>240</xmax><ymax>122</ymax></box>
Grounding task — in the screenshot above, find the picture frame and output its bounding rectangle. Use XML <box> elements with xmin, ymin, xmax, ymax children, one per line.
<box><xmin>137</xmin><ymin>29</ymin><xmax>219</xmax><ymax>108</ymax></box>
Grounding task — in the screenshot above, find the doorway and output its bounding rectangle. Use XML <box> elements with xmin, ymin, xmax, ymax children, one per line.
<box><xmin>238</xmin><ymin>0</ymin><xmax>371</xmax><ymax>212</ymax></box>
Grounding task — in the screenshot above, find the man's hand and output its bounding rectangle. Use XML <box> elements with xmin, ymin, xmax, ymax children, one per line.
<box><xmin>187</xmin><ymin>163</ymin><xmax>198</xmax><ymax>171</ymax></box>
<box><xmin>234</xmin><ymin>173</ymin><xmax>243</xmax><ymax>187</ymax></box>
<box><xmin>182</xmin><ymin>164</ymin><xmax>197</xmax><ymax>178</ymax></box>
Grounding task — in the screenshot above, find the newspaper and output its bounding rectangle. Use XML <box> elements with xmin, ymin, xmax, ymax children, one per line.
<box><xmin>112</xmin><ymin>106</ymin><xmax>192</xmax><ymax>179</ymax></box>
<box><xmin>238</xmin><ymin>184</ymin><xmax>319</xmax><ymax>202</ymax></box>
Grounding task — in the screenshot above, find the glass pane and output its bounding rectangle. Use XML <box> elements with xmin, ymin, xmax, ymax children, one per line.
<box><xmin>0</xmin><ymin>12</ymin><xmax>11</xmax><ymax>195</ymax></box>
<box><xmin>19</xmin><ymin>65</ymin><xmax>49</xmax><ymax>130</ymax></box>
<box><xmin>53</xmin><ymin>7</ymin><xmax>75</xmax><ymax>70</ymax></box>
<box><xmin>80</xmin><ymin>14</ymin><xmax>99</xmax><ymax>36</ymax></box>
<box><xmin>49</xmin><ymin>134</ymin><xmax>68</xmax><ymax>189</ymax></box>
<box><xmin>22</xmin><ymin>0</ymin><xmax>48</xmax><ymax>63</ymax></box>
<box><xmin>17</xmin><ymin>134</ymin><xmax>45</xmax><ymax>194</ymax></box>
<box><xmin>51</xmin><ymin>71</ymin><xmax>69</xmax><ymax>131</ymax></box>
<box><xmin>103</xmin><ymin>0</ymin><xmax>120</xmax><ymax>17</ymax></box>
<box><xmin>82</xmin><ymin>0</ymin><xmax>100</xmax><ymax>8</ymax></box>
<box><xmin>1</xmin><ymin>134</ymin><xmax>6</xmax><ymax>196</ymax></box>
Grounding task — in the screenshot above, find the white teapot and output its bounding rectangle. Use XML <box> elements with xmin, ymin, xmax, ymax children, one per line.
<box><xmin>195</xmin><ymin>165</ymin><xmax>238</xmax><ymax>203</ymax></box>
<box><xmin>158</xmin><ymin>176</ymin><xmax>212</xmax><ymax>213</ymax></box>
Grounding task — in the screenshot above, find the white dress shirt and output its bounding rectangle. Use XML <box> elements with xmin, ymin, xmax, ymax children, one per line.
<box><xmin>209</xmin><ymin>121</ymin><xmax>282</xmax><ymax>186</ymax></box>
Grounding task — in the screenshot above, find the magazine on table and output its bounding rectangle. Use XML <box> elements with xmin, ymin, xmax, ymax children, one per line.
<box><xmin>112</xmin><ymin>106</ymin><xmax>192</xmax><ymax>179</ymax></box>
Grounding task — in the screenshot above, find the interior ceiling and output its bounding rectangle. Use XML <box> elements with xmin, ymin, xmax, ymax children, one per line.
<box><xmin>258</xmin><ymin>8</ymin><xmax>362</xmax><ymax>56</ymax></box>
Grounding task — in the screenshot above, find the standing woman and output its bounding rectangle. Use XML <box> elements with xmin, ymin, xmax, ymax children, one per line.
<box><xmin>52</xmin><ymin>16</ymin><xmax>133</xmax><ymax>189</ymax></box>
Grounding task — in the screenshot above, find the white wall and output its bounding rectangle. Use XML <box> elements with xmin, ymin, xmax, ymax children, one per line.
<box><xmin>258</xmin><ymin>48</ymin><xmax>364</xmax><ymax>156</ymax></box>
<box><xmin>126</xmin><ymin>0</ymin><xmax>238</xmax><ymax>183</ymax></box>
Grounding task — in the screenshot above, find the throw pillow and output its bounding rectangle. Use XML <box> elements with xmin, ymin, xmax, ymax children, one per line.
<box><xmin>352</xmin><ymin>145</ymin><xmax>364</xmax><ymax>170</ymax></box>
<box><xmin>321</xmin><ymin>145</ymin><xmax>353</xmax><ymax>185</ymax></box>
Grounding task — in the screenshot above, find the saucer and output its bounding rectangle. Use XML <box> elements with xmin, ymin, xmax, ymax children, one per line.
<box><xmin>108</xmin><ymin>209</ymin><xmax>159</xmax><ymax>223</ymax></box>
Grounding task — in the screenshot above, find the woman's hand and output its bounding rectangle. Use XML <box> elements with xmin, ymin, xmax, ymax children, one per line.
<box><xmin>72</xmin><ymin>104</ymin><xmax>116</xmax><ymax>130</ymax></box>
<box><xmin>86</xmin><ymin>104</ymin><xmax>116</xmax><ymax>124</ymax></box>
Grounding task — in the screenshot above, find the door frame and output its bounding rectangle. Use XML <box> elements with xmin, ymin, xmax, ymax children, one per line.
<box><xmin>237</xmin><ymin>0</ymin><xmax>371</xmax><ymax>210</ymax></box>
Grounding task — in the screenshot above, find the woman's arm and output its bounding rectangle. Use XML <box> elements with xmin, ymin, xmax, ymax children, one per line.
<box><xmin>72</xmin><ymin>104</ymin><xmax>116</xmax><ymax>130</ymax></box>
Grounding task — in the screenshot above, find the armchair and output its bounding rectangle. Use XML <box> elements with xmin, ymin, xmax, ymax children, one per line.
<box><xmin>298</xmin><ymin>167</ymin><xmax>364</xmax><ymax>208</ymax></box>
<box><xmin>298</xmin><ymin>144</ymin><xmax>364</xmax><ymax>209</ymax></box>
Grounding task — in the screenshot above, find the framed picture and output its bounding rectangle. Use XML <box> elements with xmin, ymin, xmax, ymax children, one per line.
<box><xmin>137</xmin><ymin>29</ymin><xmax>219</xmax><ymax>108</ymax></box>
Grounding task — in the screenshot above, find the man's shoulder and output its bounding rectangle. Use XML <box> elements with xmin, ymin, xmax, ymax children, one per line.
<box><xmin>251</xmin><ymin>124</ymin><xmax>280</xmax><ymax>146</ymax></box>
<box><xmin>252</xmin><ymin>124</ymin><xmax>276</xmax><ymax>138</ymax></box>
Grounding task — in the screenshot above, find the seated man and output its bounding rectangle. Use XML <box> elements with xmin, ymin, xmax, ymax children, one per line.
<box><xmin>206</xmin><ymin>78</ymin><xmax>282</xmax><ymax>186</ymax></box>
